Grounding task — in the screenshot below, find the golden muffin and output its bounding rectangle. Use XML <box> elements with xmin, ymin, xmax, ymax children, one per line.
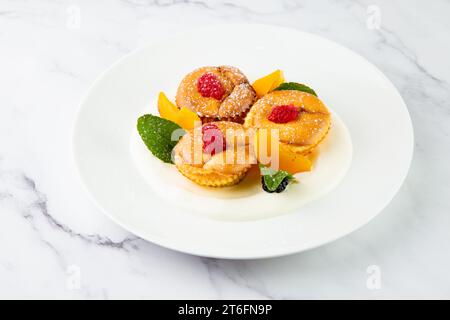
<box><xmin>176</xmin><ymin>66</ymin><xmax>256</xmax><ymax>124</ymax></box>
<box><xmin>173</xmin><ymin>121</ymin><xmax>255</xmax><ymax>187</ymax></box>
<box><xmin>244</xmin><ymin>90</ymin><xmax>331</xmax><ymax>154</ymax></box>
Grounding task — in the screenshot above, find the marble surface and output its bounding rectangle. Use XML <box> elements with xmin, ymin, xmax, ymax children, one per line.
<box><xmin>1</xmin><ymin>0</ymin><xmax>449</xmax><ymax>299</ymax></box>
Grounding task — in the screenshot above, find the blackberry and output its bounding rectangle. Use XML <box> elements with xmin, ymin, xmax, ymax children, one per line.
<box><xmin>261</xmin><ymin>176</ymin><xmax>290</xmax><ymax>193</ymax></box>
<box><xmin>261</xmin><ymin>177</ymin><xmax>274</xmax><ymax>193</ymax></box>
<box><xmin>275</xmin><ymin>177</ymin><xmax>289</xmax><ymax>193</ymax></box>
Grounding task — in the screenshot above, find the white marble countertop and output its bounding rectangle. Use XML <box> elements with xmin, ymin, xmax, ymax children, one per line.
<box><xmin>1</xmin><ymin>0</ymin><xmax>449</xmax><ymax>299</ymax></box>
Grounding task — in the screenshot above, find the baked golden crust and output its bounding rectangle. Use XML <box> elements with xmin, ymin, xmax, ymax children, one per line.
<box><xmin>173</xmin><ymin>121</ymin><xmax>255</xmax><ymax>187</ymax></box>
<box><xmin>176</xmin><ymin>164</ymin><xmax>248</xmax><ymax>187</ymax></box>
<box><xmin>175</xmin><ymin>66</ymin><xmax>256</xmax><ymax>123</ymax></box>
<box><xmin>244</xmin><ymin>90</ymin><xmax>331</xmax><ymax>154</ymax></box>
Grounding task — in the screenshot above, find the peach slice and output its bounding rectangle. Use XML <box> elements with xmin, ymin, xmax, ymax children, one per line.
<box><xmin>278</xmin><ymin>144</ymin><xmax>312</xmax><ymax>173</ymax></box>
<box><xmin>253</xmin><ymin>128</ymin><xmax>312</xmax><ymax>173</ymax></box>
<box><xmin>176</xmin><ymin>106</ymin><xmax>201</xmax><ymax>130</ymax></box>
<box><xmin>158</xmin><ymin>92</ymin><xmax>179</xmax><ymax>122</ymax></box>
<box><xmin>251</xmin><ymin>69</ymin><xmax>285</xmax><ymax>97</ymax></box>
<box><xmin>158</xmin><ymin>91</ymin><xmax>200</xmax><ymax>130</ymax></box>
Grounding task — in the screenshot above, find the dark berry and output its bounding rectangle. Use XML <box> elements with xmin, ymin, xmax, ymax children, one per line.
<box><xmin>268</xmin><ymin>105</ymin><xmax>299</xmax><ymax>123</ymax></box>
<box><xmin>275</xmin><ymin>177</ymin><xmax>289</xmax><ymax>193</ymax></box>
<box><xmin>261</xmin><ymin>177</ymin><xmax>274</xmax><ymax>193</ymax></box>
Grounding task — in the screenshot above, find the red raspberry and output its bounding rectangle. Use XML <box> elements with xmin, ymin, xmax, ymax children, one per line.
<box><xmin>268</xmin><ymin>105</ymin><xmax>299</xmax><ymax>123</ymax></box>
<box><xmin>202</xmin><ymin>124</ymin><xmax>226</xmax><ymax>155</ymax></box>
<box><xmin>197</xmin><ymin>73</ymin><xmax>225</xmax><ymax>100</ymax></box>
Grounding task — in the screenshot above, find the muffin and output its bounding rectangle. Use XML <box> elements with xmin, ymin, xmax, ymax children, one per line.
<box><xmin>175</xmin><ymin>66</ymin><xmax>256</xmax><ymax>124</ymax></box>
<box><xmin>244</xmin><ymin>90</ymin><xmax>331</xmax><ymax>155</ymax></box>
<box><xmin>173</xmin><ymin>121</ymin><xmax>255</xmax><ymax>187</ymax></box>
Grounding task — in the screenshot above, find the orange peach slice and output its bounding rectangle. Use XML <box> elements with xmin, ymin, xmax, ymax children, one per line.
<box><xmin>253</xmin><ymin>128</ymin><xmax>312</xmax><ymax>173</ymax></box>
<box><xmin>251</xmin><ymin>69</ymin><xmax>285</xmax><ymax>97</ymax></box>
<box><xmin>158</xmin><ymin>92</ymin><xmax>179</xmax><ymax>122</ymax></box>
<box><xmin>158</xmin><ymin>91</ymin><xmax>200</xmax><ymax>130</ymax></box>
<box><xmin>176</xmin><ymin>106</ymin><xmax>201</xmax><ymax>130</ymax></box>
<box><xmin>278</xmin><ymin>144</ymin><xmax>312</xmax><ymax>173</ymax></box>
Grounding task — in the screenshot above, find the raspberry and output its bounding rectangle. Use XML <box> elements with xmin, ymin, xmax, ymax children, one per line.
<box><xmin>202</xmin><ymin>124</ymin><xmax>226</xmax><ymax>155</ymax></box>
<box><xmin>267</xmin><ymin>105</ymin><xmax>299</xmax><ymax>123</ymax></box>
<box><xmin>197</xmin><ymin>73</ymin><xmax>225</xmax><ymax>100</ymax></box>
<box><xmin>201</xmin><ymin>123</ymin><xmax>220</xmax><ymax>134</ymax></box>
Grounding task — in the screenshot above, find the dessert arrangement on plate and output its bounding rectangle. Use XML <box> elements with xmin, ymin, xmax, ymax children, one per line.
<box><xmin>137</xmin><ymin>66</ymin><xmax>331</xmax><ymax>194</ymax></box>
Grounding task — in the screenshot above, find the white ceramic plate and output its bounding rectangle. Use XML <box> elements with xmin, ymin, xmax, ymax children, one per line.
<box><xmin>73</xmin><ymin>24</ymin><xmax>413</xmax><ymax>259</ymax></box>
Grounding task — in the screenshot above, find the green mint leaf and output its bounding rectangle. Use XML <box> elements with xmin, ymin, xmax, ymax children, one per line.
<box><xmin>273</xmin><ymin>82</ymin><xmax>317</xmax><ymax>96</ymax></box>
<box><xmin>263</xmin><ymin>171</ymin><xmax>289</xmax><ymax>192</ymax></box>
<box><xmin>137</xmin><ymin>114</ymin><xmax>185</xmax><ymax>163</ymax></box>
<box><xmin>259</xmin><ymin>163</ymin><xmax>276</xmax><ymax>176</ymax></box>
<box><xmin>259</xmin><ymin>164</ymin><xmax>297</xmax><ymax>192</ymax></box>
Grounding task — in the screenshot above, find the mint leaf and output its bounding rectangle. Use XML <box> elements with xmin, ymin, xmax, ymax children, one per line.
<box><xmin>137</xmin><ymin>114</ymin><xmax>185</xmax><ymax>163</ymax></box>
<box><xmin>259</xmin><ymin>164</ymin><xmax>296</xmax><ymax>192</ymax></box>
<box><xmin>259</xmin><ymin>163</ymin><xmax>276</xmax><ymax>176</ymax></box>
<box><xmin>273</xmin><ymin>82</ymin><xmax>317</xmax><ymax>96</ymax></box>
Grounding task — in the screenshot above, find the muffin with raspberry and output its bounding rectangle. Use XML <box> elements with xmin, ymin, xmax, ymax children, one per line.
<box><xmin>244</xmin><ymin>90</ymin><xmax>331</xmax><ymax>155</ymax></box>
<box><xmin>172</xmin><ymin>121</ymin><xmax>255</xmax><ymax>187</ymax></box>
<box><xmin>176</xmin><ymin>66</ymin><xmax>256</xmax><ymax>124</ymax></box>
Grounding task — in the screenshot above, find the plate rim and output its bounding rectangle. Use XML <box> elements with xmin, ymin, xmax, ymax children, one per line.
<box><xmin>72</xmin><ymin>23</ymin><xmax>414</xmax><ymax>259</ymax></box>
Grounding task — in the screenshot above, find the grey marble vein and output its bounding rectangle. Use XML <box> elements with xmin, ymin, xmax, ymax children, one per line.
<box><xmin>1</xmin><ymin>0</ymin><xmax>449</xmax><ymax>299</ymax></box>
<box><xmin>201</xmin><ymin>258</ymin><xmax>273</xmax><ymax>299</ymax></box>
<box><xmin>1</xmin><ymin>171</ymin><xmax>140</xmax><ymax>251</ymax></box>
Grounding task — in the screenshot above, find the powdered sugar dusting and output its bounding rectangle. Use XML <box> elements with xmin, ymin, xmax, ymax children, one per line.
<box><xmin>245</xmin><ymin>90</ymin><xmax>331</xmax><ymax>147</ymax></box>
<box><xmin>175</xmin><ymin>66</ymin><xmax>256</xmax><ymax>121</ymax></box>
